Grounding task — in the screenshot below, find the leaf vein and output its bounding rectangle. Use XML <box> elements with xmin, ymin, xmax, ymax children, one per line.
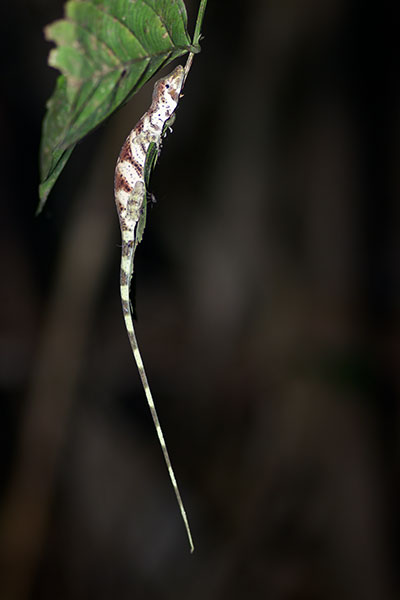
<box><xmin>140</xmin><ymin>0</ymin><xmax>174</xmax><ymax>44</ymax></box>
<box><xmin>79</xmin><ymin>1</ymin><xmax>149</xmax><ymax>54</ymax></box>
<box><xmin>65</xmin><ymin>18</ymin><xmax>122</xmax><ymax>68</ymax></box>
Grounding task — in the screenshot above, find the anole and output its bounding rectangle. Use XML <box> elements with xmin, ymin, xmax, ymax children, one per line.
<box><xmin>114</xmin><ymin>65</ymin><xmax>194</xmax><ymax>552</ymax></box>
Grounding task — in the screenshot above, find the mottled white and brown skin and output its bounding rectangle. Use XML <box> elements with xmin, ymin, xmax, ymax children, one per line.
<box><xmin>114</xmin><ymin>65</ymin><xmax>194</xmax><ymax>552</ymax></box>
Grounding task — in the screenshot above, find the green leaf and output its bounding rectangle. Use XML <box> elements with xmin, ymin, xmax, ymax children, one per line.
<box><xmin>38</xmin><ymin>0</ymin><xmax>192</xmax><ymax>213</ymax></box>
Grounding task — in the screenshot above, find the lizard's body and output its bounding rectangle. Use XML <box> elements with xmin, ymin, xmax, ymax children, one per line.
<box><xmin>114</xmin><ymin>65</ymin><xmax>194</xmax><ymax>552</ymax></box>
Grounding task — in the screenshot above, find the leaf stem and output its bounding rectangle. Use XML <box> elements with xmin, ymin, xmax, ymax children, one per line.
<box><xmin>184</xmin><ymin>0</ymin><xmax>208</xmax><ymax>82</ymax></box>
<box><xmin>193</xmin><ymin>0</ymin><xmax>207</xmax><ymax>47</ymax></box>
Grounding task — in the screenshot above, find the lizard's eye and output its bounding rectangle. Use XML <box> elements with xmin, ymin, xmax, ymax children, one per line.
<box><xmin>165</xmin><ymin>83</ymin><xmax>170</xmax><ymax>89</ymax></box>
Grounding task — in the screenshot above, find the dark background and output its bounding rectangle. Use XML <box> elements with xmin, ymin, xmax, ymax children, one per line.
<box><xmin>1</xmin><ymin>1</ymin><xmax>399</xmax><ymax>598</ymax></box>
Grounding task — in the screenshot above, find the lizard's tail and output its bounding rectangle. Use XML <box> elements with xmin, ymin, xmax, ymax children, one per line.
<box><xmin>120</xmin><ymin>260</ymin><xmax>194</xmax><ymax>553</ymax></box>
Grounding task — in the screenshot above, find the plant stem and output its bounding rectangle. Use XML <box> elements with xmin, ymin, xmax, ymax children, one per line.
<box><xmin>184</xmin><ymin>0</ymin><xmax>208</xmax><ymax>81</ymax></box>
<box><xmin>193</xmin><ymin>0</ymin><xmax>207</xmax><ymax>47</ymax></box>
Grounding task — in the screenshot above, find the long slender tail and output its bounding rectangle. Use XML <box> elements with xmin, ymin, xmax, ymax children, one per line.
<box><xmin>120</xmin><ymin>259</ymin><xmax>194</xmax><ymax>553</ymax></box>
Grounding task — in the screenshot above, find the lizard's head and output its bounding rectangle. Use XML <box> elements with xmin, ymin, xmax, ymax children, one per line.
<box><xmin>152</xmin><ymin>65</ymin><xmax>185</xmax><ymax>117</ymax></box>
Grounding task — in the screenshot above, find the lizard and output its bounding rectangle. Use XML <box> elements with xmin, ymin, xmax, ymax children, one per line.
<box><xmin>114</xmin><ymin>65</ymin><xmax>194</xmax><ymax>552</ymax></box>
